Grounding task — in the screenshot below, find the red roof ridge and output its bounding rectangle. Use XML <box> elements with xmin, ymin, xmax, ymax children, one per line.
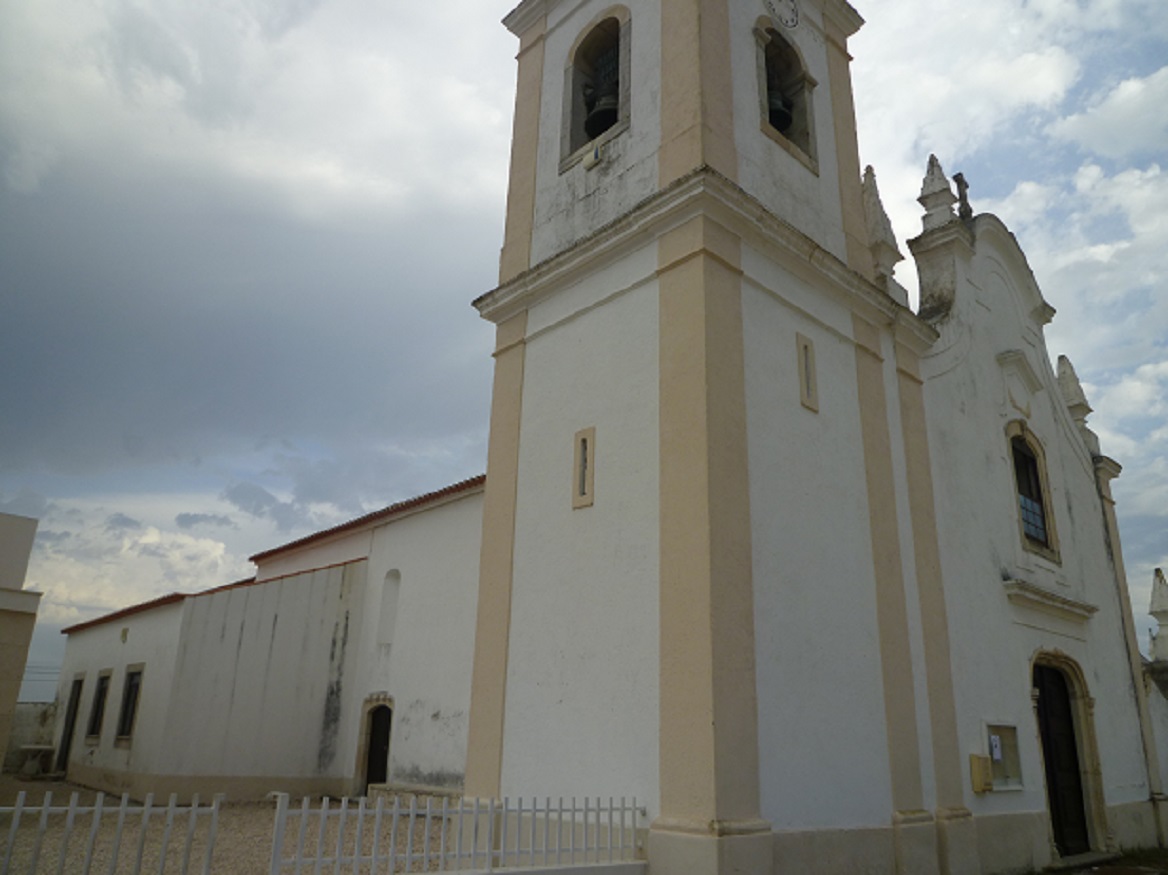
<box><xmin>248</xmin><ymin>473</ymin><xmax>485</xmax><ymax>564</ymax></box>
<box><xmin>62</xmin><ymin>475</ymin><xmax>486</xmax><ymax>637</ymax></box>
<box><xmin>62</xmin><ymin>591</ymin><xmax>189</xmax><ymax>635</ymax></box>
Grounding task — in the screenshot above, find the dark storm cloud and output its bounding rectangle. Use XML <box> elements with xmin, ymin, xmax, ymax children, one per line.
<box><xmin>0</xmin><ymin>489</ymin><xmax>49</xmax><ymax>519</ymax></box>
<box><xmin>0</xmin><ymin>147</ymin><xmax>495</xmax><ymax>482</ymax></box>
<box><xmin>223</xmin><ymin>481</ymin><xmax>312</xmax><ymax>531</ymax></box>
<box><xmin>105</xmin><ymin>512</ymin><xmax>143</xmax><ymax>531</ymax></box>
<box><xmin>175</xmin><ymin>512</ymin><xmax>235</xmax><ymax>529</ymax></box>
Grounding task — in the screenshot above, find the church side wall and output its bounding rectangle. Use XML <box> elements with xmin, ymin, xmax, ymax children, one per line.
<box><xmin>500</xmin><ymin>245</ymin><xmax>660</xmax><ymax>812</ymax></box>
<box><xmin>740</xmin><ymin>246</ymin><xmax>895</xmax><ymax>832</ymax></box>
<box><xmin>254</xmin><ymin>531</ymin><xmax>373</xmax><ymax>582</ymax></box>
<box><xmin>359</xmin><ymin>492</ymin><xmax>483</xmax><ymax>792</ymax></box>
<box><xmin>154</xmin><ymin>561</ymin><xmax>369</xmax><ymax>800</ymax></box>
<box><xmin>56</xmin><ymin>602</ymin><xmax>185</xmax><ymax>795</ymax></box>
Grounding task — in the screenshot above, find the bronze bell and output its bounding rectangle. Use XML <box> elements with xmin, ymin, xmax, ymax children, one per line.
<box><xmin>585</xmin><ymin>90</ymin><xmax>619</xmax><ymax>140</ymax></box>
<box><xmin>768</xmin><ymin>92</ymin><xmax>793</xmax><ymax>133</ymax></box>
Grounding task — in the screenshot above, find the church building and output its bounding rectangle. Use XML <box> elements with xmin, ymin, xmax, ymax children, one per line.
<box><xmin>53</xmin><ymin>1</ymin><xmax>1168</xmax><ymax>873</ymax></box>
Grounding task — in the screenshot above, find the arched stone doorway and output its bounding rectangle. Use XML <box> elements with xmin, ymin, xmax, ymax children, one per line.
<box><xmin>1032</xmin><ymin>654</ymin><xmax>1109</xmax><ymax>859</ymax></box>
<box><xmin>364</xmin><ymin>700</ymin><xmax>392</xmax><ymax>789</ymax></box>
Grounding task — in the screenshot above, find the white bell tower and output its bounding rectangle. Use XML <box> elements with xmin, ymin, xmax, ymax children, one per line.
<box><xmin>464</xmin><ymin>3</ymin><xmax>974</xmax><ymax>874</ymax></box>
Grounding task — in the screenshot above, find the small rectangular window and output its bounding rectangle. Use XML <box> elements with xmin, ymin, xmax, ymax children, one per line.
<box><xmin>116</xmin><ymin>667</ymin><xmax>143</xmax><ymax>739</ymax></box>
<box><xmin>573</xmin><ymin>427</ymin><xmax>596</xmax><ymax>509</ymax></box>
<box><xmin>797</xmin><ymin>333</ymin><xmax>818</xmax><ymax>412</ymax></box>
<box><xmin>87</xmin><ymin>672</ymin><xmax>111</xmax><ymax>738</ymax></box>
<box><xmin>987</xmin><ymin>724</ymin><xmax>1022</xmax><ymax>789</ymax></box>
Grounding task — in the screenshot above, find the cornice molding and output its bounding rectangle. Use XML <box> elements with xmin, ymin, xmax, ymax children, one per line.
<box><xmin>474</xmin><ymin>167</ymin><xmax>937</xmax><ymax>352</ymax></box>
<box><xmin>1004</xmin><ymin>579</ymin><xmax>1097</xmax><ymax>625</ymax></box>
<box><xmin>0</xmin><ymin>585</ymin><xmax>41</xmax><ymax>615</ymax></box>
<box><xmin>503</xmin><ymin>0</ymin><xmax>550</xmax><ymax>37</ymax></box>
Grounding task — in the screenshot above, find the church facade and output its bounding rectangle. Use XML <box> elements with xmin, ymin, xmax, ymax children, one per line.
<box><xmin>53</xmin><ymin>1</ymin><xmax>1167</xmax><ymax>873</ymax></box>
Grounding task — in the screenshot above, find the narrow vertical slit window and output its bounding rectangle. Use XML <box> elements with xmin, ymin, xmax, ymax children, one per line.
<box><xmin>573</xmin><ymin>427</ymin><xmax>596</xmax><ymax>509</ymax></box>
<box><xmin>797</xmin><ymin>333</ymin><xmax>818</xmax><ymax>412</ymax></box>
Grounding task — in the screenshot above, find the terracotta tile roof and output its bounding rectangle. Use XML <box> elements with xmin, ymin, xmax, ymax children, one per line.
<box><xmin>61</xmin><ymin>590</ymin><xmax>195</xmax><ymax>635</ymax></box>
<box><xmin>248</xmin><ymin>474</ymin><xmax>485</xmax><ymax>563</ymax></box>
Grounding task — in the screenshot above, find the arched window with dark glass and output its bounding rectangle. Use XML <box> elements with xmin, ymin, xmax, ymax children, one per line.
<box><xmin>1013</xmin><ymin>436</ymin><xmax>1048</xmax><ymax>545</ymax></box>
<box><xmin>1007</xmin><ymin>424</ymin><xmax>1060</xmax><ymax>561</ymax></box>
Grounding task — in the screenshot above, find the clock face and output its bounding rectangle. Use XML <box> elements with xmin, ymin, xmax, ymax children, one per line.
<box><xmin>765</xmin><ymin>0</ymin><xmax>799</xmax><ymax>28</ymax></box>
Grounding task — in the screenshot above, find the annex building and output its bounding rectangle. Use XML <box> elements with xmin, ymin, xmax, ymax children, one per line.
<box><xmin>52</xmin><ymin>1</ymin><xmax>1168</xmax><ymax>873</ymax></box>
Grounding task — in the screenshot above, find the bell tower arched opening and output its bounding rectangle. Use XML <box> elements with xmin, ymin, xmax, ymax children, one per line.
<box><xmin>760</xmin><ymin>26</ymin><xmax>815</xmax><ymax>161</ymax></box>
<box><xmin>564</xmin><ymin>12</ymin><xmax>629</xmax><ymax>157</ymax></box>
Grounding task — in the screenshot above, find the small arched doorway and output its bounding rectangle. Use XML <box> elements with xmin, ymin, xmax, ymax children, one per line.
<box><xmin>364</xmin><ymin>705</ymin><xmax>392</xmax><ymax>791</ymax></box>
<box><xmin>1033</xmin><ymin>662</ymin><xmax>1090</xmax><ymax>857</ymax></box>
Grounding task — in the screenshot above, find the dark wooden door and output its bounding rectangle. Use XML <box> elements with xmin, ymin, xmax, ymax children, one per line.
<box><xmin>55</xmin><ymin>678</ymin><xmax>84</xmax><ymax>773</ymax></box>
<box><xmin>1034</xmin><ymin>664</ymin><xmax>1090</xmax><ymax>856</ymax></box>
<box><xmin>365</xmin><ymin>706</ymin><xmax>392</xmax><ymax>790</ymax></box>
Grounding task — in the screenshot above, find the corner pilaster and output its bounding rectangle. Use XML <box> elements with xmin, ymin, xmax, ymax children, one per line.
<box><xmin>464</xmin><ymin>312</ymin><xmax>529</xmax><ymax>799</ymax></box>
<box><xmin>653</xmin><ymin>215</ymin><xmax>771</xmax><ymax>875</ymax></box>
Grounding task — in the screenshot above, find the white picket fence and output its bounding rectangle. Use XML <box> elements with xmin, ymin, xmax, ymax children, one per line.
<box><xmin>268</xmin><ymin>794</ymin><xmax>643</xmax><ymax>873</ymax></box>
<box><xmin>1</xmin><ymin>791</ymin><xmax>221</xmax><ymax>875</ymax></box>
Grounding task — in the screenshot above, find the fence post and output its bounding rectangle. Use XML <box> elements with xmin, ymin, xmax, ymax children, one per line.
<box><xmin>269</xmin><ymin>792</ymin><xmax>290</xmax><ymax>875</ymax></box>
<box><xmin>84</xmin><ymin>791</ymin><xmax>107</xmax><ymax>875</ymax></box>
<box><xmin>201</xmin><ymin>794</ymin><xmax>223</xmax><ymax>875</ymax></box>
<box><xmin>55</xmin><ymin>791</ymin><xmax>81</xmax><ymax>875</ymax></box>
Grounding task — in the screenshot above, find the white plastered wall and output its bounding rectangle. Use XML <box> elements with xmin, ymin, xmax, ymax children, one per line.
<box><xmin>500</xmin><ymin>244</ymin><xmax>660</xmax><ymax>812</ymax></box>
<box><xmin>358</xmin><ymin>491</ymin><xmax>483</xmax><ymax>790</ymax></box>
<box><xmin>162</xmin><ymin>562</ymin><xmax>369</xmax><ymax>783</ymax></box>
<box><xmin>741</xmin><ymin>244</ymin><xmax>895</xmax><ymax>830</ymax></box>
<box><xmin>56</xmin><ymin>602</ymin><xmax>185</xmax><ymax>782</ymax></box>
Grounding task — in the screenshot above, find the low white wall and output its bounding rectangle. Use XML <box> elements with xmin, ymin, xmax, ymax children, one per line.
<box><xmin>2</xmin><ymin>701</ymin><xmax>56</xmax><ymax>773</ymax></box>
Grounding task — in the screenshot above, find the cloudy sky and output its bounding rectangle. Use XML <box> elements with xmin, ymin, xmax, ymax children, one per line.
<box><xmin>2</xmin><ymin>0</ymin><xmax>1166</xmax><ymax>700</ymax></box>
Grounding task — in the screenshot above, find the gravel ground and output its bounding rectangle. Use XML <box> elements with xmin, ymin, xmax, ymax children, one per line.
<box><xmin>1</xmin><ymin>775</ymin><xmax>448</xmax><ymax>874</ymax></box>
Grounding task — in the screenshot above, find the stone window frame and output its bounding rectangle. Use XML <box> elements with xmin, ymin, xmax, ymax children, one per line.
<box><xmin>114</xmin><ymin>663</ymin><xmax>145</xmax><ymax>746</ymax></box>
<box><xmin>573</xmin><ymin>427</ymin><xmax>596</xmax><ymax>509</ymax></box>
<box><xmin>560</xmin><ymin>7</ymin><xmax>632</xmax><ymax>171</ymax></box>
<box><xmin>754</xmin><ymin>20</ymin><xmax>818</xmax><ymax>174</ymax></box>
<box><xmin>1006</xmin><ymin>421</ymin><xmax>1060</xmax><ymax>565</ymax></box>
<box><xmin>796</xmin><ymin>333</ymin><xmax>818</xmax><ymax>412</ymax></box>
<box><xmin>86</xmin><ymin>669</ymin><xmax>112</xmax><ymax>743</ymax></box>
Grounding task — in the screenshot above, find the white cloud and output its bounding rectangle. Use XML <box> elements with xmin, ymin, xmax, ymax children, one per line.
<box><xmin>0</xmin><ymin>0</ymin><xmax>515</xmax><ymax>213</ymax></box>
<box><xmin>1050</xmin><ymin>66</ymin><xmax>1168</xmax><ymax>158</ymax></box>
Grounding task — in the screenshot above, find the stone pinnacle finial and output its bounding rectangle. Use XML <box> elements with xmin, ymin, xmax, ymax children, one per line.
<box><xmin>862</xmin><ymin>165</ymin><xmax>904</xmax><ymax>285</ymax></box>
<box><xmin>918</xmin><ymin>154</ymin><xmax>958</xmax><ymax>232</ymax></box>
<box><xmin>1057</xmin><ymin>355</ymin><xmax>1100</xmax><ymax>453</ymax></box>
<box><xmin>1152</xmin><ymin>568</ymin><xmax>1168</xmax><ymax>618</ymax></box>
<box><xmin>1057</xmin><ymin>356</ymin><xmax>1093</xmax><ymax>420</ymax></box>
<box><xmin>1151</xmin><ymin>569</ymin><xmax>1168</xmax><ymax>662</ymax></box>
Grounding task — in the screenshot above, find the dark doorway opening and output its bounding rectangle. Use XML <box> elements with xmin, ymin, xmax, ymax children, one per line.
<box><xmin>55</xmin><ymin>678</ymin><xmax>84</xmax><ymax>773</ymax></box>
<box><xmin>1034</xmin><ymin>663</ymin><xmax>1091</xmax><ymax>857</ymax></box>
<box><xmin>364</xmin><ymin>705</ymin><xmax>392</xmax><ymax>792</ymax></box>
